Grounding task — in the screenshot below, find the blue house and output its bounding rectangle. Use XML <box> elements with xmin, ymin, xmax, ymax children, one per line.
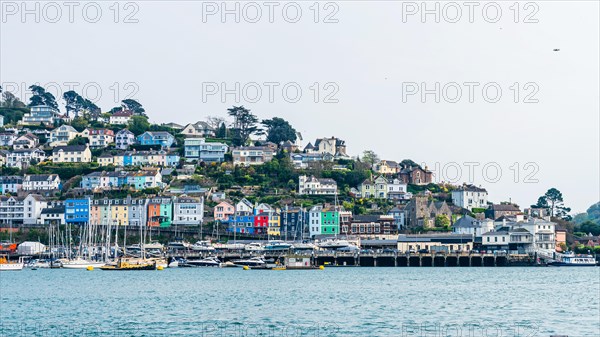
<box><xmin>227</xmin><ymin>215</ymin><xmax>256</xmax><ymax>234</ymax></box>
<box><xmin>137</xmin><ymin>131</ymin><xmax>175</xmax><ymax>148</ymax></box>
<box><xmin>281</xmin><ymin>207</ymin><xmax>307</xmax><ymax>240</ymax></box>
<box><xmin>65</xmin><ymin>198</ymin><xmax>90</xmax><ymax>225</ymax></box>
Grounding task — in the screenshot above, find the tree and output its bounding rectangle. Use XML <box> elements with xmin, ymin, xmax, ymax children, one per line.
<box><xmin>67</xmin><ymin>136</ymin><xmax>88</xmax><ymax>146</ymax></box>
<box><xmin>121</xmin><ymin>99</ymin><xmax>145</xmax><ymax>116</ymax></box>
<box><xmin>535</xmin><ymin>188</ymin><xmax>572</xmax><ymax>220</ymax></box>
<box><xmin>362</xmin><ymin>150</ymin><xmax>380</xmax><ymax>168</ymax></box>
<box><xmin>1</xmin><ymin>90</ymin><xmax>25</xmax><ymax>108</ymax></box>
<box><xmin>576</xmin><ymin>220</ymin><xmax>600</xmax><ymax>236</ymax></box>
<box><xmin>216</xmin><ymin>122</ymin><xmax>227</xmax><ymax>138</ymax></box>
<box><xmin>435</xmin><ymin>215</ymin><xmax>450</xmax><ymax>227</ymax></box>
<box><xmin>70</xmin><ymin>117</ymin><xmax>89</xmax><ymax>132</ymax></box>
<box><xmin>227</xmin><ymin>106</ymin><xmax>259</xmax><ymax>146</ymax></box>
<box><xmin>28</xmin><ymin>85</ymin><xmax>58</xmax><ymax>109</ymax></box>
<box><xmin>206</xmin><ymin>116</ymin><xmax>227</xmax><ymax>130</ymax></box>
<box><xmin>262</xmin><ymin>117</ymin><xmax>297</xmax><ymax>144</ymax></box>
<box><xmin>128</xmin><ymin>115</ymin><xmax>151</xmax><ymax>135</ymax></box>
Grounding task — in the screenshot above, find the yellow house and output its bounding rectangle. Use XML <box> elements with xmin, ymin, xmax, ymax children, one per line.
<box><xmin>52</xmin><ymin>145</ymin><xmax>92</xmax><ymax>163</ymax></box>
<box><xmin>110</xmin><ymin>200</ymin><xmax>129</xmax><ymax>226</ymax></box>
<box><xmin>98</xmin><ymin>154</ymin><xmax>114</xmax><ymax>166</ymax></box>
<box><xmin>374</xmin><ymin>160</ymin><xmax>400</xmax><ymax>175</ymax></box>
<box><xmin>267</xmin><ymin>213</ymin><xmax>281</xmax><ymax>236</ymax></box>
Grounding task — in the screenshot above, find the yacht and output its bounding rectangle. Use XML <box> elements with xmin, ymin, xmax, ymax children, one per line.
<box><xmin>232</xmin><ymin>257</ymin><xmax>266</xmax><ymax>268</ymax></box>
<box><xmin>62</xmin><ymin>258</ymin><xmax>105</xmax><ymax>269</ymax></box>
<box><xmin>191</xmin><ymin>241</ymin><xmax>216</xmax><ymax>252</ymax></box>
<box><xmin>264</xmin><ymin>240</ymin><xmax>293</xmax><ymax>251</ymax></box>
<box><xmin>317</xmin><ymin>239</ymin><xmax>351</xmax><ymax>250</ymax></box>
<box><xmin>293</xmin><ymin>242</ymin><xmax>315</xmax><ymax>250</ymax></box>
<box><xmin>549</xmin><ymin>252</ymin><xmax>597</xmax><ymax>266</ymax></box>
<box><xmin>213</xmin><ymin>242</ymin><xmax>245</xmax><ymax>250</ymax></box>
<box><xmin>167</xmin><ymin>240</ymin><xmax>191</xmax><ymax>250</ymax></box>
<box><xmin>186</xmin><ymin>257</ymin><xmax>223</xmax><ymax>267</ymax></box>
<box><xmin>245</xmin><ymin>242</ymin><xmax>265</xmax><ymax>252</ymax></box>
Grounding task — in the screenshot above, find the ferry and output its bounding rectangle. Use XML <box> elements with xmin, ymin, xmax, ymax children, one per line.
<box><xmin>549</xmin><ymin>252</ymin><xmax>597</xmax><ymax>267</ymax></box>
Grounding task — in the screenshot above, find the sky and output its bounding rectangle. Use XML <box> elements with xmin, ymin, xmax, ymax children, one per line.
<box><xmin>1</xmin><ymin>1</ymin><xmax>599</xmax><ymax>213</ymax></box>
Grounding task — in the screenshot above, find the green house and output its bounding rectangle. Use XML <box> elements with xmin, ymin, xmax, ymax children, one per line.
<box><xmin>320</xmin><ymin>209</ymin><xmax>339</xmax><ymax>235</ymax></box>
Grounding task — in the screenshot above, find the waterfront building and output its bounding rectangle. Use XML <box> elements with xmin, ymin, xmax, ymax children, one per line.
<box><xmin>22</xmin><ymin>194</ymin><xmax>47</xmax><ymax>225</ymax></box>
<box><xmin>127</xmin><ymin>198</ymin><xmax>147</xmax><ymax>227</ymax></box>
<box><xmin>396</xmin><ymin>234</ymin><xmax>474</xmax><ymax>253</ymax></box>
<box><xmin>308</xmin><ymin>205</ymin><xmax>339</xmax><ymax>237</ymax></box>
<box><xmin>451</xmin><ymin>184</ymin><xmax>488</xmax><ymax>211</ymax></box>
<box><xmin>172</xmin><ymin>196</ymin><xmax>204</xmax><ymax>226</ymax></box>
<box><xmin>0</xmin><ymin>196</ymin><xmax>24</xmax><ymax>225</ymax></box>
<box><xmin>40</xmin><ymin>205</ymin><xmax>65</xmax><ymax>225</ymax></box>
<box><xmin>147</xmin><ymin>197</ymin><xmax>172</xmax><ymax>227</ymax></box>
<box><xmin>345</xmin><ymin>214</ymin><xmax>396</xmax><ymax>236</ymax></box>
<box><xmin>281</xmin><ymin>206</ymin><xmax>307</xmax><ymax>240</ymax></box>
<box><xmin>51</xmin><ymin>145</ymin><xmax>92</xmax><ymax>163</ymax></box>
<box><xmin>298</xmin><ymin>175</ymin><xmax>338</xmax><ymax>195</ymax></box>
<box><xmin>65</xmin><ymin>198</ymin><xmax>90</xmax><ymax>225</ymax></box>
<box><xmin>184</xmin><ymin>138</ymin><xmax>228</xmax><ymax>163</ymax></box>
<box><xmin>453</xmin><ymin>215</ymin><xmax>494</xmax><ymax>237</ymax></box>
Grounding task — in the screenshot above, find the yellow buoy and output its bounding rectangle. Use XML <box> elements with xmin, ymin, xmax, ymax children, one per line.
<box><xmin>86</xmin><ymin>266</ymin><xmax>94</xmax><ymax>271</ymax></box>
<box><xmin>157</xmin><ymin>266</ymin><xmax>164</xmax><ymax>270</ymax></box>
<box><xmin>319</xmin><ymin>265</ymin><xmax>325</xmax><ymax>270</ymax></box>
<box><xmin>243</xmin><ymin>266</ymin><xmax>249</xmax><ymax>270</ymax></box>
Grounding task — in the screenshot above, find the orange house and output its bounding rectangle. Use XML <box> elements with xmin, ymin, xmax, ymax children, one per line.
<box><xmin>147</xmin><ymin>203</ymin><xmax>161</xmax><ymax>227</ymax></box>
<box><xmin>555</xmin><ymin>229</ymin><xmax>567</xmax><ymax>251</ymax></box>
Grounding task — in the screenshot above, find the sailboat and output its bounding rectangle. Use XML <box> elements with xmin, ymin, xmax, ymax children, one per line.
<box><xmin>63</xmin><ymin>221</ymin><xmax>104</xmax><ymax>269</ymax></box>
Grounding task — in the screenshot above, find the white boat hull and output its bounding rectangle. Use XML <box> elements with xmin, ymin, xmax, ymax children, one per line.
<box><xmin>62</xmin><ymin>261</ymin><xmax>105</xmax><ymax>269</ymax></box>
<box><xmin>0</xmin><ymin>263</ymin><xmax>24</xmax><ymax>271</ymax></box>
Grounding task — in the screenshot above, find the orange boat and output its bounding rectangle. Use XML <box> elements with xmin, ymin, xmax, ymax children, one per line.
<box><xmin>0</xmin><ymin>242</ymin><xmax>18</xmax><ymax>254</ymax></box>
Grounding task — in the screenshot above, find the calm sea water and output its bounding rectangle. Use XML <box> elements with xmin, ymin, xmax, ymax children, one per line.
<box><xmin>1</xmin><ymin>267</ymin><xmax>598</xmax><ymax>337</ymax></box>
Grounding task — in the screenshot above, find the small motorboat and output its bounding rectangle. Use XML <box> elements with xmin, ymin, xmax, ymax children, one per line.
<box><xmin>317</xmin><ymin>239</ymin><xmax>351</xmax><ymax>250</ymax></box>
<box><xmin>232</xmin><ymin>257</ymin><xmax>266</xmax><ymax>268</ymax></box>
<box><xmin>186</xmin><ymin>256</ymin><xmax>223</xmax><ymax>267</ymax></box>
<box><xmin>264</xmin><ymin>240</ymin><xmax>293</xmax><ymax>251</ymax></box>
<box><xmin>244</xmin><ymin>242</ymin><xmax>265</xmax><ymax>252</ymax></box>
<box><xmin>191</xmin><ymin>241</ymin><xmax>215</xmax><ymax>252</ymax></box>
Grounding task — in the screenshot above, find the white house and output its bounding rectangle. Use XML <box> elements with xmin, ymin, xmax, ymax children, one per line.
<box><xmin>0</xmin><ymin>132</ymin><xmax>17</xmax><ymax>146</ymax></box>
<box><xmin>451</xmin><ymin>184</ymin><xmax>488</xmax><ymax>210</ymax></box>
<box><xmin>22</xmin><ymin>174</ymin><xmax>61</xmax><ymax>191</ymax></box>
<box><xmin>181</xmin><ymin>121</ymin><xmax>216</xmax><ymax>138</ymax></box>
<box><xmin>40</xmin><ymin>205</ymin><xmax>66</xmax><ymax>225</ymax></box>
<box><xmin>12</xmin><ymin>133</ymin><xmax>39</xmax><ymax>150</ymax></box>
<box><xmin>49</xmin><ymin>125</ymin><xmax>79</xmax><ymax>146</ymax></box>
<box><xmin>109</xmin><ymin>110</ymin><xmax>134</xmax><ymax>125</ymax></box>
<box><xmin>0</xmin><ymin>176</ymin><xmax>23</xmax><ymax>194</ymax></box>
<box><xmin>172</xmin><ymin>196</ymin><xmax>204</xmax><ymax>226</ymax></box>
<box><xmin>22</xmin><ymin>194</ymin><xmax>48</xmax><ymax>225</ymax></box>
<box><xmin>308</xmin><ymin>205</ymin><xmax>323</xmax><ymax>237</ymax></box>
<box><xmin>52</xmin><ymin>145</ymin><xmax>92</xmax><ymax>163</ymax></box>
<box><xmin>80</xmin><ymin>128</ymin><xmax>114</xmax><ymax>148</ymax></box>
<box><xmin>235</xmin><ymin>198</ymin><xmax>254</xmax><ymax>216</ymax></box>
<box><xmin>232</xmin><ymin>146</ymin><xmax>274</xmax><ymax>166</ymax></box>
<box><xmin>453</xmin><ymin>215</ymin><xmax>494</xmax><ymax>237</ymax></box>
<box><xmin>298</xmin><ymin>175</ymin><xmax>338</xmax><ymax>195</ymax></box>
<box><xmin>115</xmin><ymin>129</ymin><xmax>136</xmax><ymax>150</ymax></box>
<box><xmin>6</xmin><ymin>149</ymin><xmax>46</xmax><ymax>169</ymax></box>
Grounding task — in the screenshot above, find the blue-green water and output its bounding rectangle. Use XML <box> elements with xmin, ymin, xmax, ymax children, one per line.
<box><xmin>1</xmin><ymin>267</ymin><xmax>599</xmax><ymax>337</ymax></box>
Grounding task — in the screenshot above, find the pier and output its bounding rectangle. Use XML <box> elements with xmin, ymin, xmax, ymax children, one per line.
<box><xmin>168</xmin><ymin>250</ymin><xmax>537</xmax><ymax>267</ymax></box>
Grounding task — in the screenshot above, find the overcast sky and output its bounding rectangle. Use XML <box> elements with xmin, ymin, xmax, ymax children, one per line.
<box><xmin>1</xmin><ymin>1</ymin><xmax>598</xmax><ymax>213</ymax></box>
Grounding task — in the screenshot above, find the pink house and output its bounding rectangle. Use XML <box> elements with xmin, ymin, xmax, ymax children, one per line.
<box><xmin>214</xmin><ymin>201</ymin><xmax>235</xmax><ymax>222</ymax></box>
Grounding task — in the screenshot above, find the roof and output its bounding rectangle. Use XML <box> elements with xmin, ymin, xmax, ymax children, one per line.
<box><xmin>352</xmin><ymin>215</ymin><xmax>381</xmax><ymax>223</ymax></box>
<box><xmin>481</xmin><ymin>230</ymin><xmax>509</xmax><ymax>236</ymax></box>
<box><xmin>25</xmin><ymin>174</ymin><xmax>59</xmax><ymax>181</ymax></box>
<box><xmin>116</xmin><ymin>129</ymin><xmax>134</xmax><ymax>135</ymax></box>
<box><xmin>397</xmin><ymin>234</ymin><xmax>473</xmax><ymax>243</ymax></box>
<box><xmin>491</xmin><ymin>204</ymin><xmax>520</xmax><ymax>212</ymax></box>
<box><xmin>111</xmin><ymin>110</ymin><xmax>133</xmax><ymax>117</ymax></box>
<box><xmin>41</xmin><ymin>206</ymin><xmax>65</xmax><ymax>214</ymax></box>
<box><xmin>453</xmin><ymin>215</ymin><xmax>477</xmax><ymax>228</ymax></box>
<box><xmin>53</xmin><ymin>145</ymin><xmax>88</xmax><ymax>153</ymax></box>
<box><xmin>455</xmin><ymin>184</ymin><xmax>487</xmax><ymax>193</ymax></box>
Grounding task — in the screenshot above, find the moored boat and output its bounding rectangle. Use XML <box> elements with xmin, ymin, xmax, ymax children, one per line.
<box><xmin>186</xmin><ymin>256</ymin><xmax>223</xmax><ymax>267</ymax></box>
<box><xmin>264</xmin><ymin>240</ymin><xmax>293</xmax><ymax>251</ymax></box>
<box><xmin>317</xmin><ymin>239</ymin><xmax>351</xmax><ymax>250</ymax></box>
<box><xmin>100</xmin><ymin>258</ymin><xmax>157</xmax><ymax>271</ymax></box>
<box><xmin>62</xmin><ymin>258</ymin><xmax>105</xmax><ymax>269</ymax></box>
<box><xmin>0</xmin><ymin>255</ymin><xmax>24</xmax><ymax>271</ymax></box>
<box><xmin>191</xmin><ymin>241</ymin><xmax>215</xmax><ymax>252</ymax></box>
<box><xmin>232</xmin><ymin>257</ymin><xmax>266</xmax><ymax>268</ymax></box>
<box><xmin>549</xmin><ymin>252</ymin><xmax>597</xmax><ymax>266</ymax></box>
<box><xmin>244</xmin><ymin>242</ymin><xmax>265</xmax><ymax>252</ymax></box>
